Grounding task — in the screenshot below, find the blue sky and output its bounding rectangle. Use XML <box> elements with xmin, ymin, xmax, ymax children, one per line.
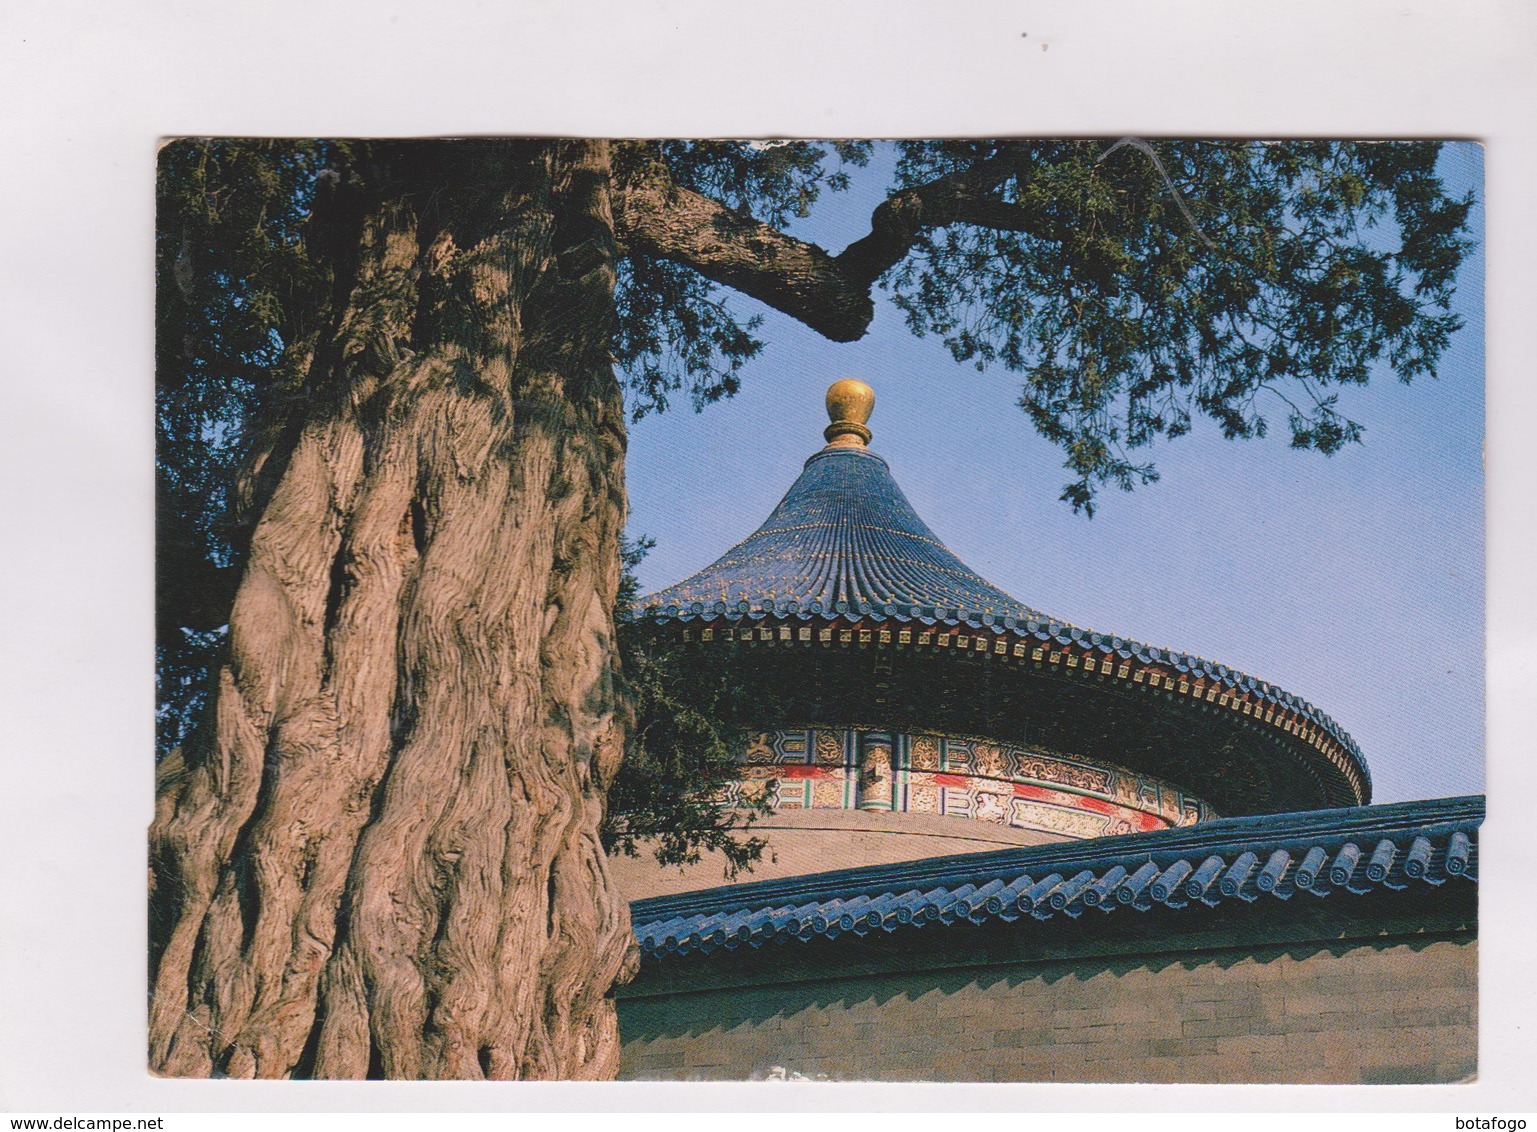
<box><xmin>624</xmin><ymin>142</ymin><xmax>1485</xmax><ymax>806</ymax></box>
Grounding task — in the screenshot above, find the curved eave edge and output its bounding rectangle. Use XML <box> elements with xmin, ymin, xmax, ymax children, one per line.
<box><xmin>631</xmin><ymin>795</ymin><xmax>1482</xmax><ymax>960</ymax></box>
<box><xmin>632</xmin><ymin>609</ymin><xmax>1371</xmax><ymax>802</ymax></box>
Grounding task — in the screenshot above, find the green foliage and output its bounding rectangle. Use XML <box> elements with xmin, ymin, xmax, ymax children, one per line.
<box><xmin>156</xmin><ymin>139</ymin><xmax>337</xmax><ymax>748</ymax></box>
<box><xmin>613</xmin><ymin>140</ymin><xmax>871</xmax><ymax>418</ymax></box>
<box><xmin>155</xmin><ymin>136</ymin><xmax>1475</xmax><ymax>868</ymax></box>
<box><xmin>612</xmin><ymin>254</ymin><xmax>765</xmax><ymax>416</ymax></box>
<box><xmin>885</xmin><ymin>140</ymin><xmax>1473</xmax><ymax>512</ymax></box>
<box><xmin>156</xmin><ymin>139</ymin><xmax>869</xmax><ymax>747</ymax></box>
<box><xmin>606</xmin><ymin>537</ymin><xmax>770</xmax><ymax>876</ymax></box>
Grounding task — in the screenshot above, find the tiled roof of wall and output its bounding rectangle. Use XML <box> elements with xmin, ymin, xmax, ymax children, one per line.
<box><xmin>631</xmin><ymin>796</ymin><xmax>1481</xmax><ymax>960</ymax></box>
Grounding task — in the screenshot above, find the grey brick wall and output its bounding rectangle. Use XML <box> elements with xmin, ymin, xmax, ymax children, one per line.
<box><xmin>617</xmin><ymin>935</ymin><xmax>1475</xmax><ymax>1083</ymax></box>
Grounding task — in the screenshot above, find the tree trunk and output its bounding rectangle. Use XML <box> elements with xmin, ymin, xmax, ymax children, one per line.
<box><xmin>149</xmin><ymin>139</ymin><xmax>636</xmax><ymax>1080</ymax></box>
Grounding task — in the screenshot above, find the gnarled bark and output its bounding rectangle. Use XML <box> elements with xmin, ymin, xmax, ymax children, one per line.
<box><xmin>150</xmin><ymin>139</ymin><xmax>636</xmax><ymax>1080</ymax></box>
<box><xmin>150</xmin><ymin>137</ymin><xmax>1051</xmax><ymax>1081</ymax></box>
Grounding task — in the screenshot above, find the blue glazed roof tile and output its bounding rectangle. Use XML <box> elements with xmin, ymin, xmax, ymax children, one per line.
<box><xmin>631</xmin><ymin>795</ymin><xmax>1480</xmax><ymax>960</ymax></box>
<box><xmin>642</xmin><ymin>447</ymin><xmax>1045</xmax><ymax>623</ymax></box>
<box><xmin>636</xmin><ymin>443</ymin><xmax>1370</xmax><ymax>795</ymax></box>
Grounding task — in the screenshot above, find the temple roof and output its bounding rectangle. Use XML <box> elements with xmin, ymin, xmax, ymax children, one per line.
<box><xmin>636</xmin><ymin>380</ymin><xmax>1371</xmax><ymax>809</ymax></box>
<box><xmin>640</xmin><ymin>444</ymin><xmax>1046</xmax><ymax>622</ymax></box>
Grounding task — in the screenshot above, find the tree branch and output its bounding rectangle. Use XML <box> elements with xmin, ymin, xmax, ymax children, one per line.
<box><xmin>614</xmin><ymin>159</ymin><xmax>876</xmax><ymax>342</ymax></box>
<box><xmin>835</xmin><ymin>152</ymin><xmax>1026</xmax><ymax>286</ymax></box>
<box><xmin>613</xmin><ymin>147</ymin><xmax>1045</xmax><ymax>344</ymax></box>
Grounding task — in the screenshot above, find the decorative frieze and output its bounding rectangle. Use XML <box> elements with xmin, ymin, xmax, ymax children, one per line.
<box><xmin>664</xmin><ymin>615</ymin><xmax>1368</xmax><ymax>809</ymax></box>
<box><xmin>724</xmin><ymin>726</ymin><xmax>1216</xmax><ymax>841</ymax></box>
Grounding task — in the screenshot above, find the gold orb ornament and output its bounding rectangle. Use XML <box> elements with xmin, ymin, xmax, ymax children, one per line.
<box><xmin>824</xmin><ymin>379</ymin><xmax>875</xmax><ymax>447</ymax></box>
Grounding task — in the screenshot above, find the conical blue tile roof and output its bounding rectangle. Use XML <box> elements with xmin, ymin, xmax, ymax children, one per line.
<box><xmin>635</xmin><ymin>387</ymin><xmax>1371</xmax><ymax>811</ymax></box>
<box><xmin>640</xmin><ymin>446</ymin><xmax>1045</xmax><ymax>623</ymax></box>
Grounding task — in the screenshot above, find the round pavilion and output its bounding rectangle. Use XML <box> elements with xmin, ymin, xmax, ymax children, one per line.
<box><xmin>616</xmin><ymin>380</ymin><xmax>1370</xmax><ymax>897</ymax></box>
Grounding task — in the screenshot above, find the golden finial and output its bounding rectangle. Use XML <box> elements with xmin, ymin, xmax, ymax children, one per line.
<box><xmin>824</xmin><ymin>379</ymin><xmax>875</xmax><ymax>448</ymax></box>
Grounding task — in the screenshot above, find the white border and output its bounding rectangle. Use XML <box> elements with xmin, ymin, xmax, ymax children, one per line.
<box><xmin>1</xmin><ymin>0</ymin><xmax>1532</xmax><ymax>1115</ymax></box>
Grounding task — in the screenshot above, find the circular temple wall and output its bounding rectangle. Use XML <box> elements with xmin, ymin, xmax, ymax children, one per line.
<box><xmin>610</xmin><ymin>726</ymin><xmax>1215</xmax><ymax>901</ymax></box>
